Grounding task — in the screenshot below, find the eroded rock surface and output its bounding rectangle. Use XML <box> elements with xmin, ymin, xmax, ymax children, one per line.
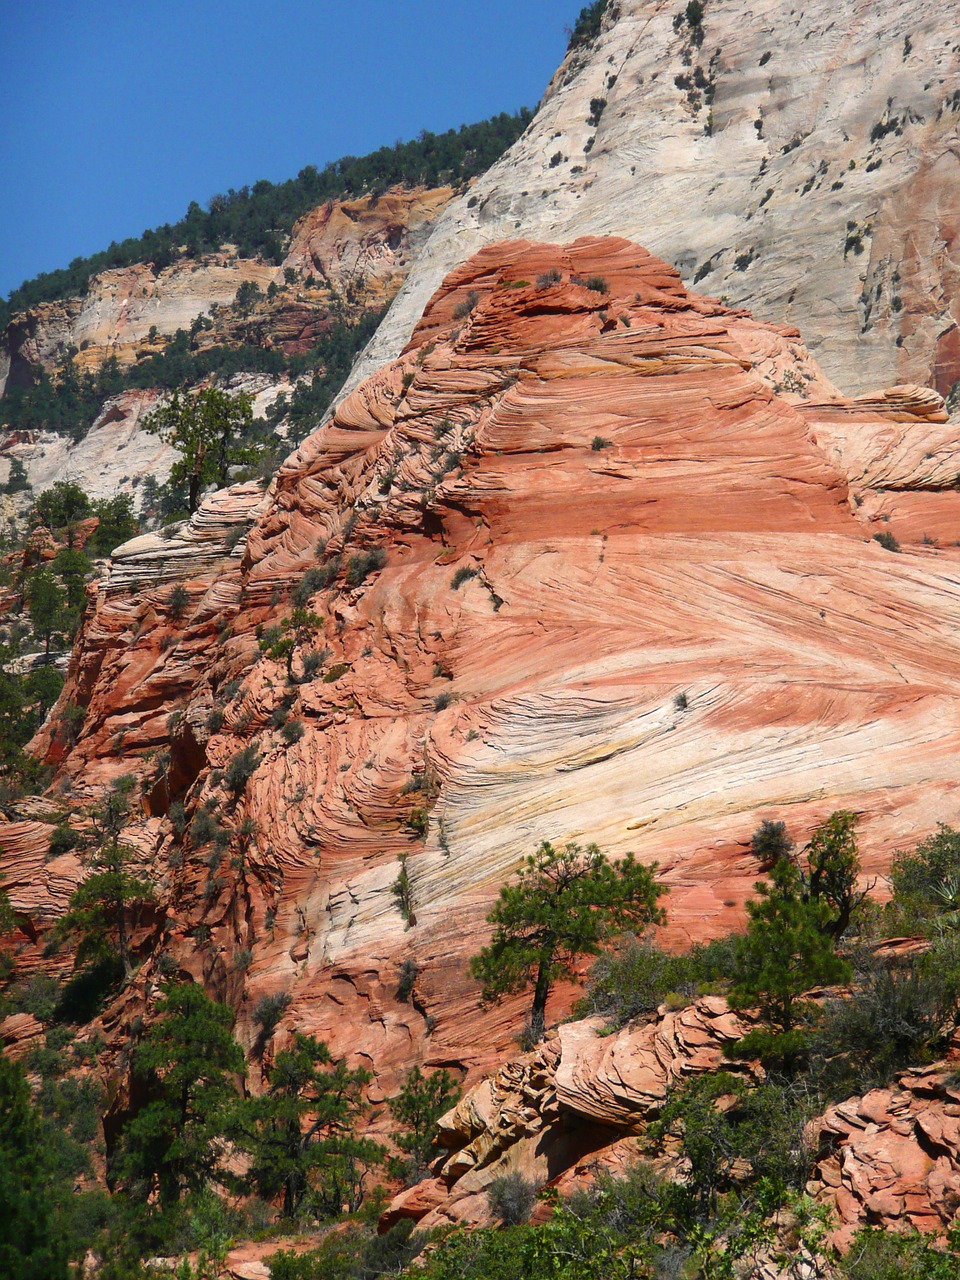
<box><xmin>348</xmin><ymin>0</ymin><xmax>960</xmax><ymax>400</ymax></box>
<box><xmin>387</xmin><ymin>998</ymin><xmax>751</xmax><ymax>1229</ymax></box>
<box><xmin>29</xmin><ymin>236</ymin><xmax>960</xmax><ymax>1107</ymax></box>
<box><xmin>810</xmin><ymin>1068</ymin><xmax>960</xmax><ymax>1247</ymax></box>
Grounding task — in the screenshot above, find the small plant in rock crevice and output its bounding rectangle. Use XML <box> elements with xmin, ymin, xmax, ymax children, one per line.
<box><xmin>392</xmin><ymin>854</ymin><xmax>416</xmax><ymax>927</ymax></box>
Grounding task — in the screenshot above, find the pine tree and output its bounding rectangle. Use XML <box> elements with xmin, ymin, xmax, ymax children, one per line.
<box><xmin>728</xmin><ymin>857</ymin><xmax>851</xmax><ymax>1069</ymax></box>
<box><xmin>469</xmin><ymin>841</ymin><xmax>666</xmax><ymax>1040</ymax></box>
<box><xmin>387</xmin><ymin>1065</ymin><xmax>460</xmax><ymax>1185</ymax></box>
<box><xmin>118</xmin><ymin>981</ymin><xmax>245</xmax><ymax>1206</ymax></box>
<box><xmin>143</xmin><ymin>387</ymin><xmax>263</xmax><ymax>512</ymax></box>
<box><xmin>51</xmin><ymin>776</ymin><xmax>155</xmax><ymax>983</ymax></box>
<box><xmin>240</xmin><ymin>1033</ymin><xmax>383</xmax><ymax>1219</ymax></box>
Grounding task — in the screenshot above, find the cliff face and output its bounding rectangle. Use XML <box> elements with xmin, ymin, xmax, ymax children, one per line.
<box><xmin>0</xmin><ymin>187</ymin><xmax>455</xmax><ymax>506</ymax></box>
<box><xmin>347</xmin><ymin>0</ymin><xmax>960</xmax><ymax>401</ymax></box>
<box><xmin>20</xmin><ymin>235</ymin><xmax>960</xmax><ymax>1098</ymax></box>
<box><xmin>2</xmin><ymin>187</ymin><xmax>455</xmax><ymax>389</ymax></box>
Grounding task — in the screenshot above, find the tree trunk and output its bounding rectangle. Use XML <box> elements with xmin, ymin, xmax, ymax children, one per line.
<box><xmin>530</xmin><ymin>953</ymin><xmax>553</xmax><ymax>1042</ymax></box>
<box><xmin>188</xmin><ymin>472</ymin><xmax>201</xmax><ymax>514</ymax></box>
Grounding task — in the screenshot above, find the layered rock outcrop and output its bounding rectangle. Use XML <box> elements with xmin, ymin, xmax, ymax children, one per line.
<box><xmin>383</xmin><ymin>999</ymin><xmax>751</xmax><ymax>1230</ymax></box>
<box><xmin>1</xmin><ymin>186</ymin><xmax>455</xmax><ymax>393</ymax></box>
<box><xmin>381</xmin><ymin>999</ymin><xmax>960</xmax><ymax>1251</ymax></box>
<box><xmin>348</xmin><ymin>0</ymin><xmax>960</xmax><ymax>401</ymax></box>
<box><xmin>810</xmin><ymin>1068</ymin><xmax>960</xmax><ymax>1246</ymax></box>
<box><xmin>28</xmin><ymin>235</ymin><xmax>960</xmax><ymax>1106</ymax></box>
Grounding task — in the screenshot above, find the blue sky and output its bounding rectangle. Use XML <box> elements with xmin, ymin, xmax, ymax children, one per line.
<box><xmin>0</xmin><ymin>1</ymin><xmax>581</xmax><ymax>298</ymax></box>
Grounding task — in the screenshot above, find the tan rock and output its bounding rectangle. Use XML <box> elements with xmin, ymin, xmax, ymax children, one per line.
<box><xmin>346</xmin><ymin>0</ymin><xmax>960</xmax><ymax>402</ymax></box>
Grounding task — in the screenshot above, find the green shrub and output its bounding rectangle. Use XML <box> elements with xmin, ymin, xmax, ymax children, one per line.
<box><xmin>396</xmin><ymin>958</ymin><xmax>418</xmax><ymax>1003</ymax></box>
<box><xmin>872</xmin><ymin>530</ymin><xmax>900</xmax><ymax>552</ymax></box>
<box><xmin>840</xmin><ymin>1225</ymin><xmax>960</xmax><ymax>1279</ymax></box>
<box><xmin>47</xmin><ymin>823</ymin><xmax>80</xmax><ymax>859</ymax></box>
<box><xmin>686</xmin><ymin>0</ymin><xmax>704</xmax><ymax>26</ymax></box>
<box><xmin>579</xmin><ymin>934</ymin><xmax>736</xmax><ymax>1027</ymax></box>
<box><xmin>890</xmin><ymin>823</ymin><xmax>960</xmax><ymax>912</ymax></box>
<box><xmin>750</xmin><ymin>818</ymin><xmax>792</xmax><ymax>867</ymax></box>
<box><xmin>591</xmin><ymin>436</ymin><xmax>611</xmax><ymax>451</ymax></box>
<box><xmin>167</xmin><ymin>584</ymin><xmax>190</xmax><ymax>620</ymax></box>
<box><xmin>650</xmin><ymin>1074</ymin><xmax>816</xmax><ymax>1210</ymax></box>
<box><xmin>268</xmin><ymin>1220</ymin><xmax>424</xmax><ymax>1280</ymax></box>
<box><xmin>10</xmin><ymin>972</ymin><xmax>62</xmax><ymax>1023</ymax></box>
<box><xmin>407</xmin><ymin>808</ymin><xmax>428</xmax><ymax>837</ymax></box>
<box><xmin>292</xmin><ymin>565</ymin><xmax>336</xmax><ymax>606</ymax></box>
<box><xmin>813</xmin><ymin>937</ymin><xmax>960</xmax><ymax>1092</ymax></box>
<box><xmin>453</xmin><ymin>290</ymin><xmax>480</xmax><ymax>320</ymax></box>
<box><xmin>450</xmin><ymin>566</ymin><xmax>479</xmax><ymax>590</ymax></box>
<box><xmin>252</xmin><ymin>991</ymin><xmax>291</xmax><ymax>1050</ymax></box>
<box><xmin>280</xmin><ymin>719</ymin><xmax>305</xmax><ymax>745</ymax></box>
<box><xmin>487</xmin><ymin>1172</ymin><xmax>536</xmax><ymax>1225</ymax></box>
<box><xmin>224</xmin><ymin>746</ymin><xmax>260</xmax><ymax>798</ymax></box>
<box><xmin>567</xmin><ymin>0</ymin><xmax>609</xmax><ymax>50</ymax></box>
<box><xmin>392</xmin><ymin>854</ymin><xmax>415</xmax><ymax>926</ymax></box>
<box><xmin>584</xmin><ymin>276</ymin><xmax>609</xmax><ymax>293</ymax></box>
<box><xmin>346</xmin><ymin>547</ymin><xmax>387</xmax><ymax>587</ymax></box>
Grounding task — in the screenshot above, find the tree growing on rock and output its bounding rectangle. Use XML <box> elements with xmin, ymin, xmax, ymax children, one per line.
<box><xmin>239</xmin><ymin>1033</ymin><xmax>382</xmax><ymax>1220</ymax></box>
<box><xmin>749</xmin><ymin>809</ymin><xmax>866</xmax><ymax>941</ymax></box>
<box><xmin>469</xmin><ymin>840</ymin><xmax>666</xmax><ymax>1041</ymax></box>
<box><xmin>143</xmin><ymin>386</ymin><xmax>262</xmax><ymax>513</ymax></box>
<box><xmin>117</xmin><ymin>981</ymin><xmax>245</xmax><ymax>1206</ymax></box>
<box><xmin>727</xmin><ymin>855</ymin><xmax>851</xmax><ymax>1070</ymax></box>
<box><xmin>387</xmin><ymin>1065</ymin><xmax>460</xmax><ymax>1185</ymax></box>
<box><xmin>25</xmin><ymin>567</ymin><xmax>68</xmax><ymax>657</ymax></box>
<box><xmin>51</xmin><ymin>775</ymin><xmax>156</xmax><ymax>986</ymax></box>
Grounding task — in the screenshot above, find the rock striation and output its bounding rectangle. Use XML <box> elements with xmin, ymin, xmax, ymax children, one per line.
<box><xmin>30</xmin><ymin>235</ymin><xmax>960</xmax><ymax>1112</ymax></box>
<box><xmin>347</xmin><ymin>0</ymin><xmax>960</xmax><ymax>401</ymax></box>
<box><xmin>383</xmin><ymin>998</ymin><xmax>751</xmax><ymax>1230</ymax></box>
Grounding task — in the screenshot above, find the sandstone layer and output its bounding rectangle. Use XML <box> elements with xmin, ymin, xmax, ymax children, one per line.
<box><xmin>382</xmin><ymin>998</ymin><xmax>960</xmax><ymax>1251</ymax></box>
<box><xmin>1</xmin><ymin>186</ymin><xmax>455</xmax><ymax>396</ymax></box>
<box><xmin>25</xmin><ymin>235</ymin><xmax>960</xmax><ymax>1107</ymax></box>
<box><xmin>347</xmin><ymin>0</ymin><xmax>960</xmax><ymax>400</ymax></box>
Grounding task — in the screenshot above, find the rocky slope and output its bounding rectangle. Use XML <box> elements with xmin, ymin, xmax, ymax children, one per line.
<box><xmin>348</xmin><ymin>0</ymin><xmax>960</xmax><ymax>401</ymax></box>
<box><xmin>2</xmin><ymin>186</ymin><xmax>453</xmax><ymax>389</ymax></box>
<box><xmin>14</xmin><ymin>234</ymin><xmax>960</xmax><ymax>1113</ymax></box>
<box><xmin>0</xmin><ymin>187</ymin><xmax>455</xmax><ymax>505</ymax></box>
<box><xmin>381</xmin><ymin>995</ymin><xmax>960</xmax><ymax>1251</ymax></box>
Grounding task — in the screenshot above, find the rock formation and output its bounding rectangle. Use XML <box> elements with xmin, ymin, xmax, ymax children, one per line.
<box><xmin>19</xmin><ymin>234</ymin><xmax>960</xmax><ymax>1114</ymax></box>
<box><xmin>382</xmin><ymin>999</ymin><xmax>752</xmax><ymax>1230</ymax></box>
<box><xmin>810</xmin><ymin>1068</ymin><xmax>960</xmax><ymax>1247</ymax></box>
<box><xmin>381</xmin><ymin>995</ymin><xmax>960</xmax><ymax>1251</ymax></box>
<box><xmin>347</xmin><ymin>0</ymin><xmax>960</xmax><ymax>401</ymax></box>
<box><xmin>1</xmin><ymin>186</ymin><xmax>454</xmax><ymax>393</ymax></box>
<box><xmin>0</xmin><ymin>188</ymin><xmax>456</xmax><ymax>504</ymax></box>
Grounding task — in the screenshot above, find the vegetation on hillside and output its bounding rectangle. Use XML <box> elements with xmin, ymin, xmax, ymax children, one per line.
<box><xmin>3</xmin><ymin>791</ymin><xmax>960</xmax><ymax>1273</ymax></box>
<box><xmin>0</xmin><ymin>111</ymin><xmax>533</xmax><ymax>330</ymax></box>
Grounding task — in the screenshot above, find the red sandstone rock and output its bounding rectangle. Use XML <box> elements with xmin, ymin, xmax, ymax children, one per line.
<box><xmin>28</xmin><ymin>236</ymin><xmax>960</xmax><ymax>1124</ymax></box>
<box><xmin>809</xmin><ymin>1069</ymin><xmax>960</xmax><ymax>1247</ymax></box>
